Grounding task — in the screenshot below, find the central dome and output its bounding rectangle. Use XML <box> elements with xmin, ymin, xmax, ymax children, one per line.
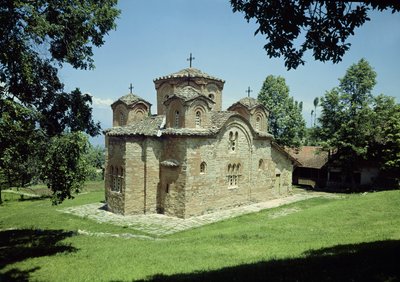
<box><xmin>154</xmin><ymin>67</ymin><xmax>225</xmax><ymax>83</ymax></box>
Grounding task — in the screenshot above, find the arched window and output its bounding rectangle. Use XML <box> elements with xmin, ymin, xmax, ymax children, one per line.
<box><xmin>195</xmin><ymin>110</ymin><xmax>201</xmax><ymax>127</ymax></box>
<box><xmin>256</xmin><ymin>116</ymin><xmax>261</xmax><ymax>130</ymax></box>
<box><xmin>258</xmin><ymin>159</ymin><xmax>264</xmax><ymax>170</ymax></box>
<box><xmin>174</xmin><ymin>110</ymin><xmax>180</xmax><ymax>128</ymax></box>
<box><xmin>119</xmin><ymin>112</ymin><xmax>125</xmax><ymax>126</ymax></box>
<box><xmin>200</xmin><ymin>162</ymin><xmax>206</xmax><ymax>174</ymax></box>
<box><xmin>227</xmin><ymin>163</ymin><xmax>241</xmax><ymax>187</ymax></box>
<box><xmin>229</xmin><ymin>131</ymin><xmax>238</xmax><ymax>152</ymax></box>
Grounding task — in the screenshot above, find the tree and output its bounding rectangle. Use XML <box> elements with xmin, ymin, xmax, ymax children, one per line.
<box><xmin>313</xmin><ymin>97</ymin><xmax>319</xmax><ymax>127</ymax></box>
<box><xmin>317</xmin><ymin>59</ymin><xmax>381</xmax><ymax>187</ymax></box>
<box><xmin>230</xmin><ymin>1</ymin><xmax>400</xmax><ymax>69</ymax></box>
<box><xmin>84</xmin><ymin>144</ymin><xmax>106</xmax><ymax>181</ymax></box>
<box><xmin>0</xmin><ymin>0</ymin><xmax>120</xmax><ymax>204</ymax></box>
<box><xmin>368</xmin><ymin>95</ymin><xmax>400</xmax><ymax>176</ymax></box>
<box><xmin>258</xmin><ymin>75</ymin><xmax>306</xmax><ymax>148</ymax></box>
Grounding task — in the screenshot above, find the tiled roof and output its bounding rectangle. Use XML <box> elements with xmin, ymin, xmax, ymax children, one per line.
<box><xmin>211</xmin><ymin>111</ymin><xmax>236</xmax><ymax>129</ymax></box>
<box><xmin>229</xmin><ymin>97</ymin><xmax>267</xmax><ymax>111</ymax></box>
<box><xmin>154</xmin><ymin>68</ymin><xmax>225</xmax><ymax>83</ymax></box>
<box><xmin>104</xmin><ymin>115</ymin><xmax>165</xmax><ymax>137</ymax></box>
<box><xmin>174</xmin><ymin>86</ymin><xmax>202</xmax><ymax>101</ymax></box>
<box><xmin>111</xmin><ymin>93</ymin><xmax>150</xmax><ymax>107</ymax></box>
<box><xmin>288</xmin><ymin>146</ymin><xmax>328</xmax><ymax>168</ymax></box>
<box><xmin>105</xmin><ymin>111</ymin><xmax>273</xmax><ymax>138</ymax></box>
<box><xmin>272</xmin><ymin>142</ymin><xmax>302</xmax><ymax>166</ymax></box>
<box><xmin>237</xmin><ymin>97</ymin><xmax>262</xmax><ymax>109</ymax></box>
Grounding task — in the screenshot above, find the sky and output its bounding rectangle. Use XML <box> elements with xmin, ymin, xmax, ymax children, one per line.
<box><xmin>59</xmin><ymin>1</ymin><xmax>400</xmax><ymax>146</ymax></box>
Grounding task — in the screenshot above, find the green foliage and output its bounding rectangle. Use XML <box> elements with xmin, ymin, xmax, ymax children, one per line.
<box><xmin>369</xmin><ymin>95</ymin><xmax>400</xmax><ymax>174</ymax></box>
<box><xmin>41</xmin><ymin>132</ymin><xmax>89</xmax><ymax>204</ymax></box>
<box><xmin>0</xmin><ymin>99</ymin><xmax>42</xmax><ymax>190</ymax></box>
<box><xmin>84</xmin><ymin>144</ymin><xmax>105</xmax><ymax>181</ymax></box>
<box><xmin>231</xmin><ymin>1</ymin><xmax>400</xmax><ymax>69</ymax></box>
<box><xmin>317</xmin><ymin>59</ymin><xmax>400</xmax><ymax>181</ymax></box>
<box><xmin>0</xmin><ymin>0</ymin><xmax>119</xmax><ymax>203</ymax></box>
<box><xmin>258</xmin><ymin>75</ymin><xmax>306</xmax><ymax>148</ymax></box>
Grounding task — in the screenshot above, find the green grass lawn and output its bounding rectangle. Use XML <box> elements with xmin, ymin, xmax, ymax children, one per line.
<box><xmin>1</xmin><ymin>182</ymin><xmax>399</xmax><ymax>281</ymax></box>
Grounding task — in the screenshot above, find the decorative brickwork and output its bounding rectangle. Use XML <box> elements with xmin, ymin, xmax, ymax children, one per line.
<box><xmin>105</xmin><ymin>67</ymin><xmax>298</xmax><ymax>218</ymax></box>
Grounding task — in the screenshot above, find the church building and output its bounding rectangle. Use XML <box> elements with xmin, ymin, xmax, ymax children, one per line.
<box><xmin>104</xmin><ymin>67</ymin><xmax>297</xmax><ymax>218</ymax></box>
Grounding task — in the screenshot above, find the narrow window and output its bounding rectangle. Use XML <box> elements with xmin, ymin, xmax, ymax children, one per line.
<box><xmin>174</xmin><ymin>111</ymin><xmax>180</xmax><ymax>128</ymax></box>
<box><xmin>258</xmin><ymin>159</ymin><xmax>264</xmax><ymax>170</ymax></box>
<box><xmin>114</xmin><ymin>167</ymin><xmax>118</xmax><ymax>191</ymax></box>
<box><xmin>120</xmin><ymin>112</ymin><xmax>125</xmax><ymax>126</ymax></box>
<box><xmin>200</xmin><ymin>162</ymin><xmax>206</xmax><ymax>174</ymax></box>
<box><xmin>118</xmin><ymin>167</ymin><xmax>124</xmax><ymax>192</ymax></box>
<box><xmin>195</xmin><ymin>110</ymin><xmax>201</xmax><ymax>127</ymax></box>
<box><xmin>256</xmin><ymin>116</ymin><xmax>261</xmax><ymax>130</ymax></box>
<box><xmin>110</xmin><ymin>166</ymin><xmax>114</xmax><ymax>191</ymax></box>
<box><xmin>229</xmin><ymin>131</ymin><xmax>238</xmax><ymax>152</ymax></box>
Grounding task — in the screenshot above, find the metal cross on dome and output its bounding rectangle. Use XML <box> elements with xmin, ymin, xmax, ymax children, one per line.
<box><xmin>187</xmin><ymin>53</ymin><xmax>195</xmax><ymax>68</ymax></box>
<box><xmin>246</xmin><ymin>86</ymin><xmax>253</xmax><ymax>97</ymax></box>
<box><xmin>129</xmin><ymin>83</ymin><xmax>134</xmax><ymax>93</ymax></box>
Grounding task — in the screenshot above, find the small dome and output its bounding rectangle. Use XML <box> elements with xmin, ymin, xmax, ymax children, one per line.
<box><xmin>154</xmin><ymin>68</ymin><xmax>225</xmax><ymax>83</ymax></box>
<box><xmin>111</xmin><ymin>93</ymin><xmax>151</xmax><ymax>108</ymax></box>
<box><xmin>236</xmin><ymin>97</ymin><xmax>262</xmax><ymax>109</ymax></box>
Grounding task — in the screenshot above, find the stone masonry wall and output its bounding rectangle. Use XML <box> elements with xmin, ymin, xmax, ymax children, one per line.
<box><xmin>143</xmin><ymin>138</ymin><xmax>161</xmax><ymax>214</ymax></box>
<box><xmin>124</xmin><ymin>138</ymin><xmax>146</xmax><ymax>214</ymax></box>
<box><xmin>105</xmin><ymin>136</ymin><xmax>126</xmax><ymax>214</ymax></box>
<box><xmin>159</xmin><ymin>136</ymin><xmax>187</xmax><ymax>218</ymax></box>
<box><xmin>184</xmin><ymin>118</ymin><xmax>254</xmax><ymax>217</ymax></box>
<box><xmin>271</xmin><ymin>146</ymin><xmax>293</xmax><ymax>194</ymax></box>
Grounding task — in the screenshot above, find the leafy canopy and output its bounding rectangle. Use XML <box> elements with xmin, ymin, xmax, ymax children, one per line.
<box><xmin>258</xmin><ymin>75</ymin><xmax>306</xmax><ymax>148</ymax></box>
<box><xmin>317</xmin><ymin>59</ymin><xmax>400</xmax><ymax>181</ymax></box>
<box><xmin>0</xmin><ymin>0</ymin><xmax>119</xmax><ymax>204</ymax></box>
<box><xmin>231</xmin><ymin>0</ymin><xmax>400</xmax><ymax>69</ymax></box>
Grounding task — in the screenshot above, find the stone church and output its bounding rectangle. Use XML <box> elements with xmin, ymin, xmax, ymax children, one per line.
<box><xmin>104</xmin><ymin>67</ymin><xmax>297</xmax><ymax>218</ymax></box>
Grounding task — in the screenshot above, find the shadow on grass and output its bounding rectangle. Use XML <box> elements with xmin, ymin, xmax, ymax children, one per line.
<box><xmin>17</xmin><ymin>195</ymin><xmax>52</xmax><ymax>202</ymax></box>
<box><xmin>140</xmin><ymin>240</ymin><xmax>400</xmax><ymax>282</ymax></box>
<box><xmin>0</xmin><ymin>228</ymin><xmax>77</xmax><ymax>280</ymax></box>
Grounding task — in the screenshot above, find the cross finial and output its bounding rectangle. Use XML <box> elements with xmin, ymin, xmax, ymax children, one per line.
<box><xmin>246</xmin><ymin>86</ymin><xmax>253</xmax><ymax>97</ymax></box>
<box><xmin>187</xmin><ymin>53</ymin><xmax>195</xmax><ymax>68</ymax></box>
<box><xmin>129</xmin><ymin>83</ymin><xmax>134</xmax><ymax>94</ymax></box>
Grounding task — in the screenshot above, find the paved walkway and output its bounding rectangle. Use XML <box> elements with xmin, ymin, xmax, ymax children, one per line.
<box><xmin>59</xmin><ymin>191</ymin><xmax>338</xmax><ymax>237</ymax></box>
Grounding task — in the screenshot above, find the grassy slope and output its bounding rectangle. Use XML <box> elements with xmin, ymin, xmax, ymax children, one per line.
<box><xmin>1</xmin><ymin>182</ymin><xmax>399</xmax><ymax>281</ymax></box>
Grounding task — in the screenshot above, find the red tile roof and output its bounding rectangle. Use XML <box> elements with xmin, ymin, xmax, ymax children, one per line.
<box><xmin>288</xmin><ymin>146</ymin><xmax>328</xmax><ymax>169</ymax></box>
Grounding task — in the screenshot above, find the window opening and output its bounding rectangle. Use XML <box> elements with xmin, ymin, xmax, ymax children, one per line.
<box><xmin>227</xmin><ymin>163</ymin><xmax>241</xmax><ymax>187</ymax></box>
<box><xmin>200</xmin><ymin>162</ymin><xmax>206</xmax><ymax>174</ymax></box>
<box><xmin>119</xmin><ymin>112</ymin><xmax>125</xmax><ymax>126</ymax></box>
<box><xmin>256</xmin><ymin>116</ymin><xmax>261</xmax><ymax>130</ymax></box>
<box><xmin>195</xmin><ymin>110</ymin><xmax>201</xmax><ymax>127</ymax></box>
<box><xmin>229</xmin><ymin>131</ymin><xmax>238</xmax><ymax>152</ymax></box>
<box><xmin>174</xmin><ymin>110</ymin><xmax>180</xmax><ymax>128</ymax></box>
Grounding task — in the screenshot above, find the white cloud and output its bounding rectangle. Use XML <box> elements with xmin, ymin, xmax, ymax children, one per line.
<box><xmin>90</xmin><ymin>95</ymin><xmax>114</xmax><ymax>108</ymax></box>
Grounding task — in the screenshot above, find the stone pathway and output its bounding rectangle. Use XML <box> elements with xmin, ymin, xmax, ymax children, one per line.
<box><xmin>59</xmin><ymin>191</ymin><xmax>339</xmax><ymax>237</ymax></box>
